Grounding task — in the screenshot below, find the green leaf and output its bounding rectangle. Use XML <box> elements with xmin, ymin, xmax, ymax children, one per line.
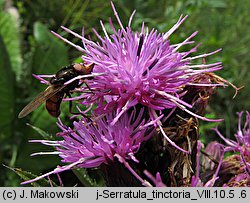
<box><xmin>73</xmin><ymin>168</ymin><xmax>105</xmax><ymax>187</ymax></box>
<box><xmin>32</xmin><ymin>22</ymin><xmax>69</xmax><ymax>75</ymax></box>
<box><xmin>26</xmin><ymin>123</ymin><xmax>55</xmax><ymax>140</ymax></box>
<box><xmin>0</xmin><ymin>36</ymin><xmax>15</xmax><ymax>140</ymax></box>
<box><xmin>4</xmin><ymin>165</ymin><xmax>57</xmax><ymax>187</ymax></box>
<box><xmin>0</xmin><ymin>9</ymin><xmax>22</xmax><ymax>81</ymax></box>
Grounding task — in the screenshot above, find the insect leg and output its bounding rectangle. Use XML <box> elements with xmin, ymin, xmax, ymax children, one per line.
<box><xmin>66</xmin><ymin>92</ymin><xmax>92</xmax><ymax>122</ymax></box>
<box><xmin>85</xmin><ymin>82</ymin><xmax>94</xmax><ymax>93</ymax></box>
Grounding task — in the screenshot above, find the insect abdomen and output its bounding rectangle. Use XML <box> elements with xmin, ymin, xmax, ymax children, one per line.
<box><xmin>45</xmin><ymin>92</ymin><xmax>64</xmax><ymax>117</ymax></box>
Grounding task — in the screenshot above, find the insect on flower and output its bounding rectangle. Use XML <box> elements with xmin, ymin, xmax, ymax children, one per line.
<box><xmin>18</xmin><ymin>63</ymin><xmax>95</xmax><ymax>118</ymax></box>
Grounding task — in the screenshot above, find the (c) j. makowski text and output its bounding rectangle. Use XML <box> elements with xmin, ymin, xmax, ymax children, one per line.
<box><xmin>19</xmin><ymin>189</ymin><xmax>79</xmax><ymax>199</ymax></box>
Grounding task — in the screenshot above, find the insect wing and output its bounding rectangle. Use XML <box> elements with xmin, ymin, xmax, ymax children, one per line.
<box><xmin>18</xmin><ymin>85</ymin><xmax>65</xmax><ymax>118</ymax></box>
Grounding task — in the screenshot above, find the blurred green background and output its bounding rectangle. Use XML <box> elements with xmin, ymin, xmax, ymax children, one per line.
<box><xmin>0</xmin><ymin>0</ymin><xmax>249</xmax><ymax>186</ymax></box>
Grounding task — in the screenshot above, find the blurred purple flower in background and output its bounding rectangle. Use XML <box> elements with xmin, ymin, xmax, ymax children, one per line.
<box><xmin>191</xmin><ymin>112</ymin><xmax>250</xmax><ymax>187</ymax></box>
<box><xmin>213</xmin><ymin>111</ymin><xmax>250</xmax><ymax>171</ymax></box>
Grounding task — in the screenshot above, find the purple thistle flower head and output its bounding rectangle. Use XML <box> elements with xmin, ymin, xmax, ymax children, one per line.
<box><xmin>191</xmin><ymin>111</ymin><xmax>250</xmax><ymax>187</ymax></box>
<box><xmin>213</xmin><ymin>111</ymin><xmax>250</xmax><ymax>172</ymax></box>
<box><xmin>235</xmin><ymin>111</ymin><xmax>250</xmax><ymax>155</ymax></box>
<box><xmin>192</xmin><ymin>142</ymin><xmax>250</xmax><ymax>187</ymax></box>
<box><xmin>56</xmin><ymin>109</ymin><xmax>155</xmax><ymax>167</ymax></box>
<box><xmin>51</xmin><ymin>2</ymin><xmax>224</xmax><ymax>125</ymax></box>
<box><xmin>21</xmin><ymin>108</ymin><xmax>158</xmax><ymax>184</ymax></box>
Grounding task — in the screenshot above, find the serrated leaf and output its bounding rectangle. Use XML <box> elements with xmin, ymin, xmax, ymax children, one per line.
<box><xmin>26</xmin><ymin>123</ymin><xmax>55</xmax><ymax>140</ymax></box>
<box><xmin>0</xmin><ymin>36</ymin><xmax>15</xmax><ymax>140</ymax></box>
<box><xmin>73</xmin><ymin>168</ymin><xmax>97</xmax><ymax>187</ymax></box>
<box><xmin>73</xmin><ymin>168</ymin><xmax>105</xmax><ymax>187</ymax></box>
<box><xmin>0</xmin><ymin>9</ymin><xmax>22</xmax><ymax>81</ymax></box>
<box><xmin>4</xmin><ymin>165</ymin><xmax>57</xmax><ymax>187</ymax></box>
